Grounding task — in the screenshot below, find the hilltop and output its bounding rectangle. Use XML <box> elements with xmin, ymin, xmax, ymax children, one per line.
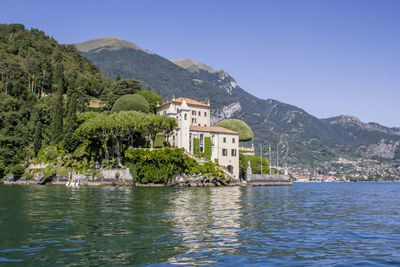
<box><xmin>172</xmin><ymin>58</ymin><xmax>217</xmax><ymax>74</ymax></box>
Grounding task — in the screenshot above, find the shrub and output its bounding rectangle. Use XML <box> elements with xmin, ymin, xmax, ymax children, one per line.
<box><xmin>44</xmin><ymin>165</ymin><xmax>55</xmax><ymax>179</ymax></box>
<box><xmin>12</xmin><ymin>165</ymin><xmax>25</xmax><ymax>178</ymax></box>
<box><xmin>215</xmin><ymin>119</ymin><xmax>253</xmax><ymax>141</ymax></box>
<box><xmin>22</xmin><ymin>172</ymin><xmax>34</xmax><ymax>180</ymax></box>
<box><xmin>125</xmin><ymin>148</ymin><xmax>215</xmax><ymax>184</ymax></box>
<box><xmin>111</xmin><ymin>94</ymin><xmax>149</xmax><ymax>113</ymax></box>
<box><xmin>239</xmin><ymin>153</ymin><xmax>269</xmax><ymax>179</ymax></box>
<box><xmin>56</xmin><ymin>167</ymin><xmax>69</xmax><ymax>177</ymax></box>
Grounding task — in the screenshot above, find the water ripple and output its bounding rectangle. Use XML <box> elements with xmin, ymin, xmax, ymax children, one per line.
<box><xmin>0</xmin><ymin>183</ymin><xmax>399</xmax><ymax>265</ymax></box>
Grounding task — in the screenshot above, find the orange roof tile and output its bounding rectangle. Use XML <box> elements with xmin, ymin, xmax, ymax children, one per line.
<box><xmin>158</xmin><ymin>97</ymin><xmax>209</xmax><ymax>108</ymax></box>
<box><xmin>190</xmin><ymin>125</ymin><xmax>238</xmax><ymax>135</ymax></box>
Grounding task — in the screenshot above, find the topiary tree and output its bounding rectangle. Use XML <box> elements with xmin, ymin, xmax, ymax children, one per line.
<box><xmin>111</xmin><ymin>94</ymin><xmax>149</xmax><ymax>113</ymax></box>
<box><xmin>215</xmin><ymin>119</ymin><xmax>253</xmax><ymax>141</ymax></box>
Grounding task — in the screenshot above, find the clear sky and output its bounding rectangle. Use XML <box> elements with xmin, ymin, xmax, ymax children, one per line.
<box><xmin>1</xmin><ymin>0</ymin><xmax>399</xmax><ymax>127</ymax></box>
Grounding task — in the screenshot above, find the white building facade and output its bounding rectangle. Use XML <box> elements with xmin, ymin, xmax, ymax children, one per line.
<box><xmin>157</xmin><ymin>97</ymin><xmax>239</xmax><ymax>179</ymax></box>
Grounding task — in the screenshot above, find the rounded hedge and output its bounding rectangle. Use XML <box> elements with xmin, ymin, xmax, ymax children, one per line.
<box><xmin>112</xmin><ymin>94</ymin><xmax>149</xmax><ymax>113</ymax></box>
<box><xmin>215</xmin><ymin>119</ymin><xmax>253</xmax><ymax>141</ymax></box>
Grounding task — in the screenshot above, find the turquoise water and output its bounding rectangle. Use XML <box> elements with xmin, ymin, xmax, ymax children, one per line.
<box><xmin>0</xmin><ymin>183</ymin><xmax>399</xmax><ymax>265</ymax></box>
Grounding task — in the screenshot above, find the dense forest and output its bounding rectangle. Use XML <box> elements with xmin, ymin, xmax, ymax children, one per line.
<box><xmin>0</xmin><ymin>24</ymin><xmax>170</xmax><ymax>178</ymax></box>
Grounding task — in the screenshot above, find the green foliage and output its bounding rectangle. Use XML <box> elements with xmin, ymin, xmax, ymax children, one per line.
<box><xmin>135</xmin><ymin>89</ymin><xmax>163</xmax><ymax>113</ymax></box>
<box><xmin>0</xmin><ymin>24</ymin><xmax>112</xmax><ymax>176</ymax></box>
<box><xmin>12</xmin><ymin>165</ymin><xmax>25</xmax><ymax>178</ymax></box>
<box><xmin>102</xmin><ymin>79</ymin><xmax>143</xmax><ymax>109</ymax></box>
<box><xmin>154</xmin><ymin>134</ymin><xmax>166</xmax><ymax>148</ymax></box>
<box><xmin>56</xmin><ymin>166</ymin><xmax>69</xmax><ymax>177</ymax></box>
<box><xmin>75</xmin><ymin>111</ymin><xmax>176</xmax><ymax>163</ymax></box>
<box><xmin>204</xmin><ymin>137</ymin><xmax>212</xmax><ymax>160</ymax></box>
<box><xmin>50</xmin><ymin>66</ymin><xmax>64</xmax><ymax>144</ymax></box>
<box><xmin>193</xmin><ymin>138</ymin><xmax>200</xmax><ymax>156</ymax></box>
<box><xmin>44</xmin><ymin>164</ymin><xmax>55</xmax><ymax>179</ymax></box>
<box><xmin>72</xmin><ymin>142</ymin><xmax>89</xmax><ymax>159</ymax></box>
<box><xmin>37</xmin><ymin>145</ymin><xmax>65</xmax><ymax>163</ymax></box>
<box><xmin>22</xmin><ymin>172</ymin><xmax>34</xmax><ymax>180</ymax></box>
<box><xmin>239</xmin><ymin>153</ymin><xmax>270</xmax><ymax>178</ymax></box>
<box><xmin>125</xmin><ymin>148</ymin><xmax>221</xmax><ymax>184</ymax></box>
<box><xmin>215</xmin><ymin>119</ymin><xmax>253</xmax><ymax>141</ymax></box>
<box><xmin>112</xmin><ymin>94</ymin><xmax>149</xmax><ymax>113</ymax></box>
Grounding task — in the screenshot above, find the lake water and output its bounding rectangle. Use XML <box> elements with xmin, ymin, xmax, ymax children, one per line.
<box><xmin>0</xmin><ymin>183</ymin><xmax>399</xmax><ymax>266</ymax></box>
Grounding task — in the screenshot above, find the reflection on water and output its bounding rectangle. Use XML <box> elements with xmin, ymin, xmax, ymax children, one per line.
<box><xmin>167</xmin><ymin>187</ymin><xmax>242</xmax><ymax>265</ymax></box>
<box><xmin>0</xmin><ymin>183</ymin><xmax>400</xmax><ymax>265</ymax></box>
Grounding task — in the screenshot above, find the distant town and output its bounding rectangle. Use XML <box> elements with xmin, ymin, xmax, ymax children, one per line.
<box><xmin>289</xmin><ymin>158</ymin><xmax>400</xmax><ymax>182</ymax></box>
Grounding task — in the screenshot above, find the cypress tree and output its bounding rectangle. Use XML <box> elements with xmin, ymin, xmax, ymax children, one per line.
<box><xmin>50</xmin><ymin>63</ymin><xmax>65</xmax><ymax>144</ymax></box>
<box><xmin>63</xmin><ymin>86</ymin><xmax>78</xmax><ymax>152</ymax></box>
<box><xmin>33</xmin><ymin>123</ymin><xmax>42</xmax><ymax>156</ymax></box>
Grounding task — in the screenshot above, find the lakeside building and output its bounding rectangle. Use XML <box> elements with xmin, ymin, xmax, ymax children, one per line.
<box><xmin>157</xmin><ymin>97</ymin><xmax>239</xmax><ymax>179</ymax></box>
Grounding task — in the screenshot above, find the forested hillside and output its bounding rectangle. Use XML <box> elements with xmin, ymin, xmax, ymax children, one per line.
<box><xmin>0</xmin><ymin>24</ymin><xmax>159</xmax><ymax>177</ymax></box>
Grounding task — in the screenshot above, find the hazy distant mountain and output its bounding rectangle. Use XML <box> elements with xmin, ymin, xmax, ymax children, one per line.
<box><xmin>74</xmin><ymin>38</ymin><xmax>400</xmax><ymax>166</ymax></box>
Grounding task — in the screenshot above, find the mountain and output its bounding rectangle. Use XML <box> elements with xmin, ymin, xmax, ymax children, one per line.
<box><xmin>172</xmin><ymin>58</ymin><xmax>216</xmax><ymax>74</ymax></box>
<box><xmin>74</xmin><ymin>37</ymin><xmax>235</xmax><ymax>109</ymax></box>
<box><xmin>74</xmin><ymin>38</ymin><xmax>400</xmax><ymax>166</ymax></box>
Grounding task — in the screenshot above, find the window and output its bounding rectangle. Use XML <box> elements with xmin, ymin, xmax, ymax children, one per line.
<box><xmin>192</xmin><ymin>118</ymin><xmax>196</xmax><ymax>123</ymax></box>
<box><xmin>198</xmin><ymin>124</ymin><xmax>201</xmax><ymax>126</ymax></box>
<box><xmin>231</xmin><ymin>149</ymin><xmax>237</xmax><ymax>157</ymax></box>
<box><xmin>204</xmin><ymin>112</ymin><xmax>207</xmax><ymax>116</ymax></box>
<box><xmin>163</xmin><ymin>111</ymin><xmax>166</xmax><ymax>115</ymax></box>
<box><xmin>222</xmin><ymin>149</ymin><xmax>228</xmax><ymax>156</ymax></box>
<box><xmin>223</xmin><ymin>137</ymin><xmax>226</xmax><ymax>143</ymax></box>
<box><xmin>232</xmin><ymin>138</ymin><xmax>235</xmax><ymax>143</ymax></box>
<box><xmin>198</xmin><ymin>111</ymin><xmax>201</xmax><ymax>116</ymax></box>
<box><xmin>184</xmin><ymin>114</ymin><xmax>187</xmax><ymax>120</ymax></box>
<box><xmin>211</xmin><ymin>135</ymin><xmax>215</xmax><ymax>146</ymax></box>
<box><xmin>200</xmin><ymin>134</ymin><xmax>204</xmax><ymax>152</ymax></box>
<box><xmin>192</xmin><ymin>110</ymin><xmax>196</xmax><ymax>115</ymax></box>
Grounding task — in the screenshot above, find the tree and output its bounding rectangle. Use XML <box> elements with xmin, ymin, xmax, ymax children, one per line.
<box><xmin>33</xmin><ymin>122</ymin><xmax>42</xmax><ymax>155</ymax></box>
<box><xmin>112</xmin><ymin>94</ymin><xmax>149</xmax><ymax>113</ymax></box>
<box><xmin>64</xmin><ymin>86</ymin><xmax>78</xmax><ymax>152</ymax></box>
<box><xmin>135</xmin><ymin>89</ymin><xmax>163</xmax><ymax>113</ymax></box>
<box><xmin>215</xmin><ymin>119</ymin><xmax>254</xmax><ymax>141</ymax></box>
<box><xmin>50</xmin><ymin>64</ymin><xmax>64</xmax><ymax>144</ymax></box>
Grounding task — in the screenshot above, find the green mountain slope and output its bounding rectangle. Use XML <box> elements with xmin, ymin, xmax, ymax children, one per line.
<box><xmin>74</xmin><ymin>38</ymin><xmax>235</xmax><ymax>109</ymax></box>
<box><xmin>74</xmin><ymin>37</ymin><xmax>400</xmax><ymax>166</ymax></box>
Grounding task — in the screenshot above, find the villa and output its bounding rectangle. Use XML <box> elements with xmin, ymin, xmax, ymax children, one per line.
<box><xmin>157</xmin><ymin>97</ymin><xmax>239</xmax><ymax>179</ymax></box>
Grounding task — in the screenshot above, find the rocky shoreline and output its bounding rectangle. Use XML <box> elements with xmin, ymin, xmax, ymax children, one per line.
<box><xmin>2</xmin><ymin>171</ymin><xmax>292</xmax><ymax>187</ymax></box>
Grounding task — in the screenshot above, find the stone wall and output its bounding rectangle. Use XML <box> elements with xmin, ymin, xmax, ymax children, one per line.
<box><xmin>101</xmin><ymin>169</ymin><xmax>132</xmax><ymax>180</ymax></box>
<box><xmin>246</xmin><ymin>174</ymin><xmax>290</xmax><ymax>183</ymax></box>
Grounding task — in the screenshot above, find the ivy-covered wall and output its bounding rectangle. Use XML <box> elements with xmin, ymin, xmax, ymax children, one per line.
<box><xmin>193</xmin><ymin>138</ymin><xmax>200</xmax><ymax>156</ymax></box>
<box><xmin>204</xmin><ymin>137</ymin><xmax>212</xmax><ymax>160</ymax></box>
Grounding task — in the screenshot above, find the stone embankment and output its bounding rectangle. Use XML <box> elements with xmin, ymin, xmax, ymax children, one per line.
<box><xmin>2</xmin><ymin>169</ymin><xmax>237</xmax><ymax>187</ymax></box>
<box><xmin>246</xmin><ymin>174</ymin><xmax>292</xmax><ymax>186</ymax></box>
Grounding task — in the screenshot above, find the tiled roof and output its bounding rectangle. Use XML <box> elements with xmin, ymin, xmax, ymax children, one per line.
<box><xmin>190</xmin><ymin>125</ymin><xmax>238</xmax><ymax>135</ymax></box>
<box><xmin>158</xmin><ymin>97</ymin><xmax>209</xmax><ymax>108</ymax></box>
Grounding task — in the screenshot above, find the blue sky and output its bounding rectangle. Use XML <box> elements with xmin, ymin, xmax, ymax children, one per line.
<box><xmin>1</xmin><ymin>0</ymin><xmax>399</xmax><ymax>127</ymax></box>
